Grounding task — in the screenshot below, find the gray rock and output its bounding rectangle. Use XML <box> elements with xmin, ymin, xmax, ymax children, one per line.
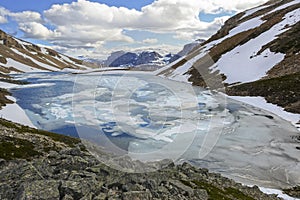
<box><xmin>18</xmin><ymin>180</ymin><xmax>60</xmax><ymax>200</ymax></box>
<box><xmin>193</xmin><ymin>189</ymin><xmax>209</xmax><ymax>200</ymax></box>
<box><xmin>169</xmin><ymin>180</ymin><xmax>194</xmax><ymax>196</ymax></box>
<box><xmin>122</xmin><ymin>190</ymin><xmax>152</xmax><ymax>200</ymax></box>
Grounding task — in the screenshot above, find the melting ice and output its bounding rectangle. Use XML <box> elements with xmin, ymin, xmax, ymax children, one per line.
<box><xmin>11</xmin><ymin>71</ymin><xmax>300</xmax><ymax>188</ymax></box>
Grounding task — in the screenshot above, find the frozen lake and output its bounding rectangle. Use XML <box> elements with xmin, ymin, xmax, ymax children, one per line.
<box><xmin>10</xmin><ymin>71</ymin><xmax>300</xmax><ymax>188</ymax></box>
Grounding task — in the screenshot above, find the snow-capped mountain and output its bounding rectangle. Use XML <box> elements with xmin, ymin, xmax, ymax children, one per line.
<box><xmin>102</xmin><ymin>40</ymin><xmax>204</xmax><ymax>68</ymax></box>
<box><xmin>103</xmin><ymin>50</ymin><xmax>180</xmax><ymax>67</ymax></box>
<box><xmin>103</xmin><ymin>51</ymin><xmax>126</xmax><ymax>66</ymax></box>
<box><xmin>0</xmin><ymin>30</ymin><xmax>89</xmax><ymax>73</ymax></box>
<box><xmin>155</xmin><ymin>0</ymin><xmax>300</xmax><ymax>114</ymax></box>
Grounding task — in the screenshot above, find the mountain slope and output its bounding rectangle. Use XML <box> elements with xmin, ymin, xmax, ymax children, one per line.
<box><xmin>156</xmin><ymin>0</ymin><xmax>300</xmax><ymax>114</ymax></box>
<box><xmin>0</xmin><ymin>30</ymin><xmax>88</xmax><ymax>73</ymax></box>
<box><xmin>177</xmin><ymin>39</ymin><xmax>204</xmax><ymax>57</ymax></box>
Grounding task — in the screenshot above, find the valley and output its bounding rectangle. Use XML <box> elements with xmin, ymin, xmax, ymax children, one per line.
<box><xmin>0</xmin><ymin>0</ymin><xmax>299</xmax><ymax>199</ymax></box>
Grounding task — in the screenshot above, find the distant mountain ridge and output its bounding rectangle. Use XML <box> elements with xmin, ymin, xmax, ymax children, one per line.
<box><xmin>0</xmin><ymin>29</ymin><xmax>88</xmax><ymax>73</ymax></box>
<box><xmin>102</xmin><ymin>40</ymin><xmax>203</xmax><ymax>68</ymax></box>
<box><xmin>156</xmin><ymin>0</ymin><xmax>300</xmax><ymax>114</ymax></box>
<box><xmin>103</xmin><ymin>51</ymin><xmax>179</xmax><ymax>67</ymax></box>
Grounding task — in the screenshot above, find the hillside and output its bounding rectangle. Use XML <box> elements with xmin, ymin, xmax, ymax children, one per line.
<box><xmin>0</xmin><ymin>118</ymin><xmax>286</xmax><ymax>200</ymax></box>
<box><xmin>0</xmin><ymin>29</ymin><xmax>88</xmax><ymax>74</ymax></box>
<box><xmin>155</xmin><ymin>0</ymin><xmax>300</xmax><ymax>114</ymax></box>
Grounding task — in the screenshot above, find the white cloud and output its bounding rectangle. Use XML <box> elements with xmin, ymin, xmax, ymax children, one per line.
<box><xmin>0</xmin><ymin>7</ymin><xmax>9</xmax><ymax>24</ymax></box>
<box><xmin>3</xmin><ymin>0</ymin><xmax>269</xmax><ymax>57</ymax></box>
<box><xmin>0</xmin><ymin>16</ymin><xmax>6</xmax><ymax>24</ymax></box>
<box><xmin>142</xmin><ymin>38</ymin><xmax>158</xmax><ymax>44</ymax></box>
<box><xmin>41</xmin><ymin>0</ymin><xmax>268</xmax><ymax>42</ymax></box>
<box><xmin>19</xmin><ymin>22</ymin><xmax>58</xmax><ymax>39</ymax></box>
<box><xmin>9</xmin><ymin>11</ymin><xmax>42</xmax><ymax>23</ymax></box>
<box><xmin>39</xmin><ymin>0</ymin><xmax>232</xmax><ymax>44</ymax></box>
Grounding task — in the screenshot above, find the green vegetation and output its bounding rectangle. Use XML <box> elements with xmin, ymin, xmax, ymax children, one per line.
<box><xmin>0</xmin><ymin>119</ymin><xmax>82</xmax><ymax>148</ymax></box>
<box><xmin>180</xmin><ymin>179</ymin><xmax>256</xmax><ymax>200</ymax></box>
<box><xmin>0</xmin><ymin>119</ymin><xmax>86</xmax><ymax>160</ymax></box>
<box><xmin>0</xmin><ymin>137</ymin><xmax>41</xmax><ymax>160</ymax></box>
<box><xmin>191</xmin><ymin>180</ymin><xmax>255</xmax><ymax>200</ymax></box>
<box><xmin>227</xmin><ymin>72</ymin><xmax>300</xmax><ymax>113</ymax></box>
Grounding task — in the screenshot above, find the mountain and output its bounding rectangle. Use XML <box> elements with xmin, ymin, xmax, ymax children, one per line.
<box><xmin>177</xmin><ymin>39</ymin><xmax>205</xmax><ymax>57</ymax></box>
<box><xmin>155</xmin><ymin>0</ymin><xmax>300</xmax><ymax>114</ymax></box>
<box><xmin>104</xmin><ymin>50</ymin><xmax>180</xmax><ymax>68</ymax></box>
<box><xmin>104</xmin><ymin>50</ymin><xmax>127</xmax><ymax>66</ymax></box>
<box><xmin>0</xmin><ymin>29</ymin><xmax>88</xmax><ymax>73</ymax></box>
<box><xmin>102</xmin><ymin>40</ymin><xmax>204</xmax><ymax>68</ymax></box>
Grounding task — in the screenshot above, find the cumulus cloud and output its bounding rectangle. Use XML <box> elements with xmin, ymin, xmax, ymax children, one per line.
<box><xmin>0</xmin><ymin>8</ymin><xmax>43</xmax><ymax>24</ymax></box>
<box><xmin>19</xmin><ymin>22</ymin><xmax>58</xmax><ymax>39</ymax></box>
<box><xmin>9</xmin><ymin>11</ymin><xmax>42</xmax><ymax>23</ymax></box>
<box><xmin>41</xmin><ymin>0</ymin><xmax>268</xmax><ymax>42</ymax></box>
<box><xmin>4</xmin><ymin>0</ymin><xmax>269</xmax><ymax>57</ymax></box>
<box><xmin>38</xmin><ymin>0</ymin><xmax>232</xmax><ymax>45</ymax></box>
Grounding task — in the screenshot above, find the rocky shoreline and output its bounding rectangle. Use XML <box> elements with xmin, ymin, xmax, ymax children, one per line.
<box><xmin>0</xmin><ymin>119</ymin><xmax>298</xmax><ymax>199</ymax></box>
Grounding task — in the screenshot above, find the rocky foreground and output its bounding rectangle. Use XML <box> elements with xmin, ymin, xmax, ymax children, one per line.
<box><xmin>0</xmin><ymin>119</ymin><xmax>298</xmax><ymax>200</ymax></box>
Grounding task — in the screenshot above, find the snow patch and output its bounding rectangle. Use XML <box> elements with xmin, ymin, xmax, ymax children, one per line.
<box><xmin>0</xmin><ymin>81</ymin><xmax>18</xmax><ymax>89</ymax></box>
<box><xmin>268</xmin><ymin>0</ymin><xmax>300</xmax><ymax>14</ymax></box>
<box><xmin>259</xmin><ymin>187</ymin><xmax>300</xmax><ymax>200</ymax></box>
<box><xmin>229</xmin><ymin>16</ymin><xmax>264</xmax><ymax>36</ymax></box>
<box><xmin>216</xmin><ymin>8</ymin><xmax>300</xmax><ymax>84</ymax></box>
<box><xmin>13</xmin><ymin>38</ymin><xmax>31</xmax><ymax>49</ymax></box>
<box><xmin>242</xmin><ymin>5</ymin><xmax>269</xmax><ymax>19</ymax></box>
<box><xmin>11</xmin><ymin>48</ymin><xmax>59</xmax><ymax>71</ymax></box>
<box><xmin>0</xmin><ymin>96</ymin><xmax>36</xmax><ymax>128</ymax></box>
<box><xmin>41</xmin><ymin>47</ymin><xmax>48</xmax><ymax>55</ymax></box>
<box><xmin>5</xmin><ymin>58</ymin><xmax>45</xmax><ymax>73</ymax></box>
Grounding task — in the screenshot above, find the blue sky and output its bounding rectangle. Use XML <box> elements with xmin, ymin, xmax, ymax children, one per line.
<box><xmin>0</xmin><ymin>0</ymin><xmax>155</xmax><ymax>12</ymax></box>
<box><xmin>0</xmin><ymin>0</ymin><xmax>268</xmax><ymax>59</ymax></box>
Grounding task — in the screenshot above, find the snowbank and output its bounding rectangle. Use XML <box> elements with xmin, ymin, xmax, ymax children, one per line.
<box><xmin>259</xmin><ymin>187</ymin><xmax>300</xmax><ymax>200</ymax></box>
<box><xmin>228</xmin><ymin>96</ymin><xmax>300</xmax><ymax>131</ymax></box>
<box><xmin>0</xmin><ymin>81</ymin><xmax>36</xmax><ymax>128</ymax></box>
<box><xmin>0</xmin><ymin>96</ymin><xmax>36</xmax><ymax>128</ymax></box>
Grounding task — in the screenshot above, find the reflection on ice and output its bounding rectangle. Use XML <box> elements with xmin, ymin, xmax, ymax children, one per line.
<box><xmin>10</xmin><ymin>71</ymin><xmax>300</xmax><ymax>188</ymax></box>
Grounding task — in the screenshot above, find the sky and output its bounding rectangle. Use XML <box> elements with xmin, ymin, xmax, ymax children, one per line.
<box><xmin>0</xmin><ymin>0</ymin><xmax>269</xmax><ymax>59</ymax></box>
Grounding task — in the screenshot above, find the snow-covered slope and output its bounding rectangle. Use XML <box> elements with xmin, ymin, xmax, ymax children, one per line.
<box><xmin>0</xmin><ymin>30</ymin><xmax>89</xmax><ymax>73</ymax></box>
<box><xmin>155</xmin><ymin>0</ymin><xmax>300</xmax><ymax>115</ymax></box>
<box><xmin>156</xmin><ymin>0</ymin><xmax>299</xmax><ymax>83</ymax></box>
